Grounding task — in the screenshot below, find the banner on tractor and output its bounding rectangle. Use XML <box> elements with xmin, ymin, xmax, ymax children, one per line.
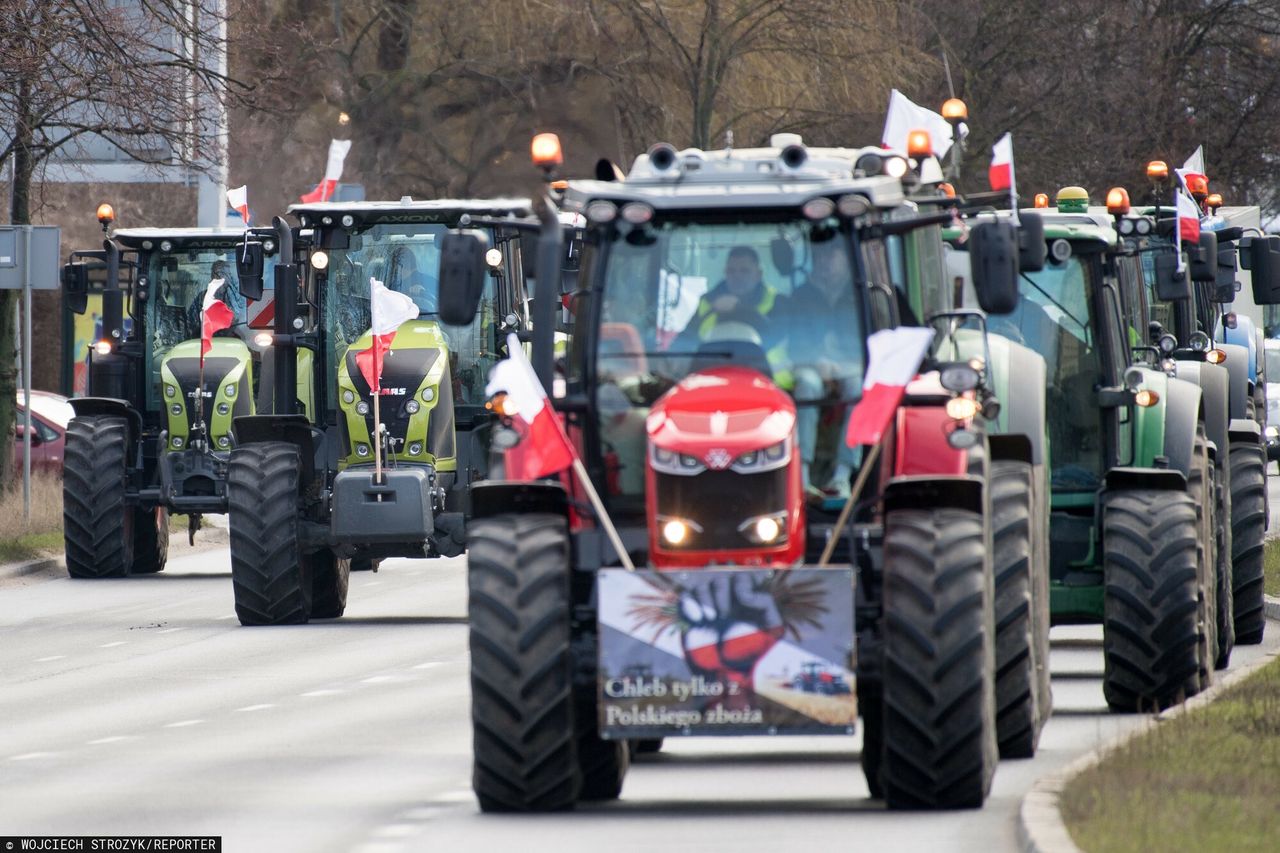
<box><xmin>597</xmin><ymin>568</ymin><xmax>856</xmax><ymax>738</ymax></box>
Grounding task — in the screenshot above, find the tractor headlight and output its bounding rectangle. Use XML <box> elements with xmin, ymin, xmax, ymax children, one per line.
<box><xmin>657</xmin><ymin>516</ymin><xmax>702</xmax><ymax>546</ymax></box>
<box><xmin>649</xmin><ymin>445</ymin><xmax>706</xmax><ymax>475</ymax></box>
<box><xmin>171</xmin><ymin>436</ymin><xmax>184</xmax><ymax>449</ymax></box>
<box><xmin>422</xmin><ymin>387</ymin><xmax>435</xmax><ymax>402</ymax></box>
<box><xmin>730</xmin><ymin>438</ymin><xmax>791</xmax><ymax>473</ymax></box>
<box><xmin>1265</xmin><ymin>426</ymin><xmax>1278</xmax><ymax>439</ymax></box>
<box><xmin>165</xmin><ymin>384</ymin><xmax>176</xmax><ymax>398</ymax></box>
<box><xmin>224</xmin><ymin>384</ymin><xmax>236</xmax><ymax>398</ymax></box>
<box><xmin>217</xmin><ymin>403</ymin><xmax>230</xmax><ymax>416</ymax></box>
<box><xmin>217</xmin><ymin>436</ymin><xmax>230</xmax><ymax>448</ymax></box>
<box><xmin>343</xmin><ymin>389</ymin><xmax>356</xmax><ymax>404</ymax></box>
<box><xmin>408</xmin><ymin>442</ymin><xmax>422</xmax><ymax>456</ymax></box>
<box><xmin>170</xmin><ymin>404</ymin><xmax>182</xmax><ymax>416</ymax></box>
<box><xmin>356</xmin><ymin>401</ymin><xmax>370</xmax><ymax>415</ymax></box>
<box><xmin>355</xmin><ymin>443</ymin><xmax>370</xmax><ymax>457</ymax></box>
<box><xmin>738</xmin><ymin>511</ymin><xmax>788</xmax><ymax>545</ymax></box>
<box><xmin>405</xmin><ymin>399</ymin><xmax>420</xmax><ymax>414</ymax></box>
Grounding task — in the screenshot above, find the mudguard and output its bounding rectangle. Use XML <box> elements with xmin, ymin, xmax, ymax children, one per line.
<box><xmin>1103</xmin><ymin>466</ymin><xmax>1187</xmax><ymax>491</ymax></box>
<box><xmin>68</xmin><ymin>396</ymin><xmax>144</xmax><ymax>440</ymax></box>
<box><xmin>469</xmin><ymin>480</ymin><xmax>569</xmax><ymax>520</ymax></box>
<box><xmin>1219</xmin><ymin>317</ymin><xmax>1257</xmax><ymax>385</ymax></box>
<box><xmin>883</xmin><ymin>474</ymin><xmax>985</xmax><ymax>516</ymax></box>
<box><xmin>1220</xmin><ymin>342</ymin><xmax>1251</xmax><ymax>420</ymax></box>
<box><xmin>892</xmin><ymin>405</ymin><xmax>968</xmax><ymax>477</ymax></box>
<box><xmin>1229</xmin><ymin>417</ymin><xmax>1262</xmax><ymax>445</ymax></box>
<box><xmin>1174</xmin><ymin>360</ymin><xmax>1229</xmax><ymax>463</ymax></box>
<box><xmin>1158</xmin><ymin>374</ymin><xmax>1201</xmax><ymax>477</ymax></box>
<box><xmin>231</xmin><ymin>413</ymin><xmax>322</xmax><ymax>486</ymax></box>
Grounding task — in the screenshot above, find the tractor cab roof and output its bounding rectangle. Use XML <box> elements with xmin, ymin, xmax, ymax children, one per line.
<box><xmin>945</xmin><ymin>209</ymin><xmax>1116</xmax><ymax>248</ymax></box>
<box><xmin>289</xmin><ymin>197</ymin><xmax>533</xmax><ymax>228</ymax></box>
<box><xmin>564</xmin><ymin>136</ymin><xmax>909</xmax><ymax>213</ymax></box>
<box><xmin>112</xmin><ymin>227</ymin><xmax>250</xmax><ymax>250</ymax></box>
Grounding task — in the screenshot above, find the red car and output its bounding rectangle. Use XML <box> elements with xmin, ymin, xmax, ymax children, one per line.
<box><xmin>11</xmin><ymin>391</ymin><xmax>74</xmax><ymax>475</ymax></box>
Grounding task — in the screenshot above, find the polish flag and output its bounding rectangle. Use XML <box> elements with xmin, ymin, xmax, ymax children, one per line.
<box><xmin>989</xmin><ymin>133</ymin><xmax>1014</xmax><ymax>192</ymax></box>
<box><xmin>226</xmin><ymin>185</ymin><xmax>250</xmax><ymax>225</ymax></box>
<box><xmin>485</xmin><ymin>332</ymin><xmax>576</xmax><ymax>479</ymax></box>
<box><xmin>300</xmin><ymin>139</ymin><xmax>352</xmax><ymax>204</ymax></box>
<box><xmin>354</xmin><ymin>277</ymin><xmax>419</xmax><ymax>392</ymax></box>
<box><xmin>846</xmin><ymin>326</ymin><xmax>936</xmax><ymax>447</ymax></box>
<box><xmin>882</xmin><ymin>89</ymin><xmax>960</xmax><ymax>157</ymax></box>
<box><xmin>201</xmin><ymin>278</ymin><xmax>235</xmax><ymax>355</ymax></box>
<box><xmin>1176</xmin><ymin>145</ymin><xmax>1206</xmax><ymax>189</ymax></box>
<box><xmin>1177</xmin><ymin>190</ymin><xmax>1201</xmax><ymax>243</ymax></box>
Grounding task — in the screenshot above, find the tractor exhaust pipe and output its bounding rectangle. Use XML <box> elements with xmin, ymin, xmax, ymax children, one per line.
<box><xmin>272</xmin><ymin>216</ymin><xmax>298</xmax><ymax>416</ymax></box>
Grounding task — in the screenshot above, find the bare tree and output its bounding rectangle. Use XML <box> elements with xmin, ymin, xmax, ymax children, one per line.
<box><xmin>0</xmin><ymin>0</ymin><xmax>260</xmax><ymax>488</ymax></box>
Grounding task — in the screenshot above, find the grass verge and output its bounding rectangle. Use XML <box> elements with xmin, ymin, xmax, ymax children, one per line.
<box><xmin>1266</xmin><ymin>536</ymin><xmax>1280</xmax><ymax>598</ymax></box>
<box><xmin>0</xmin><ymin>474</ymin><xmax>63</xmax><ymax>563</ymax></box>
<box><xmin>1061</xmin><ymin>657</ymin><xmax>1280</xmax><ymax>852</ymax></box>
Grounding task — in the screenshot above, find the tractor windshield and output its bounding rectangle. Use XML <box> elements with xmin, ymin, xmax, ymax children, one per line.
<box><xmin>321</xmin><ymin>222</ymin><xmax>503</xmax><ymax>409</ymax></box>
<box><xmin>144</xmin><ymin>245</ymin><xmax>275</xmax><ymax>410</ymax></box>
<box><xmin>588</xmin><ymin>214</ymin><xmax>867</xmax><ymax>503</ymax></box>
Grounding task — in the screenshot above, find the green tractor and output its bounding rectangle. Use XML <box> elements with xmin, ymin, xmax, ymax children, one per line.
<box><xmin>60</xmin><ymin>218</ymin><xmax>280</xmax><ymax>578</ymax></box>
<box><xmin>1116</xmin><ymin>181</ymin><xmax>1280</xmax><ymax>650</ymax></box>
<box><xmin>947</xmin><ymin>195</ymin><xmax>1222</xmax><ymax>710</ymax></box>
<box><xmin>224</xmin><ymin>199</ymin><xmax>535</xmax><ymax>624</ymax></box>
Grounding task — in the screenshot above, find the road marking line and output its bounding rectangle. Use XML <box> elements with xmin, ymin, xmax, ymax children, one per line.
<box><xmin>361</xmin><ymin>674</ymin><xmax>415</xmax><ymax>684</ymax></box>
<box><xmin>373</xmin><ymin>825</ymin><xmax>417</xmax><ymax>839</ymax></box>
<box><xmin>216</xmin><ymin>614</ymin><xmax>237</xmax><ymax>620</ymax></box>
<box><xmin>410</xmin><ymin>662</ymin><xmax>443</xmax><ymax>670</ymax></box>
<box><xmin>156</xmin><ymin>627</ymin><xmax>186</xmax><ymax>634</ymax></box>
<box><xmin>98</xmin><ymin>642</ymin><xmax>127</xmax><ymax>648</ymax></box>
<box><xmin>301</xmin><ymin>689</ymin><xmax>345</xmax><ymax>697</ymax></box>
<box><xmin>87</xmin><ymin>736</ymin><xmax>136</xmax><ymax>745</ymax></box>
<box><xmin>10</xmin><ymin>752</ymin><xmax>56</xmax><ymax>761</ymax></box>
<box><xmin>35</xmin><ymin>655</ymin><xmax>65</xmax><ymax>662</ymax></box>
<box><xmin>164</xmin><ymin>719</ymin><xmax>204</xmax><ymax>728</ymax></box>
<box><xmin>437</xmin><ymin>788</ymin><xmax>474</xmax><ymax>803</ymax></box>
<box><xmin>397</xmin><ymin>806</ymin><xmax>441</xmax><ymax>821</ymax></box>
<box><xmin>364</xmin><ymin>581</ymin><xmax>384</xmax><ymax>587</ymax></box>
<box><xmin>234</xmin><ymin>704</ymin><xmax>275</xmax><ymax>713</ymax></box>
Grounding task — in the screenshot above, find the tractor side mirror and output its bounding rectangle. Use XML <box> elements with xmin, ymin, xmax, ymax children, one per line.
<box><xmin>1213</xmin><ymin>243</ymin><xmax>1239</xmax><ymax>303</ymax></box>
<box><xmin>1189</xmin><ymin>231</ymin><xmax>1218</xmax><ymax>283</ymax></box>
<box><xmin>61</xmin><ymin>262</ymin><xmax>90</xmax><ymax>315</ymax></box>
<box><xmin>968</xmin><ymin>221</ymin><xmax>1020</xmax><ymax>315</ymax></box>
<box><xmin>770</xmin><ymin>237</ymin><xmax>795</xmax><ymax>276</ymax></box>
<box><xmin>1016</xmin><ymin>212</ymin><xmax>1046</xmax><ymax>272</ymax></box>
<box><xmin>1153</xmin><ymin>249</ymin><xmax>1192</xmax><ymax>302</ymax></box>
<box><xmin>236</xmin><ymin>240</ymin><xmax>265</xmax><ymax>301</ymax></box>
<box><xmin>1215</xmin><ymin>226</ymin><xmax>1244</xmax><ymax>243</ymax></box>
<box><xmin>438</xmin><ymin>229</ymin><xmax>490</xmax><ymax>326</ymax></box>
<box><xmin>1241</xmin><ymin>235</ymin><xmax>1280</xmax><ymax>305</ymax></box>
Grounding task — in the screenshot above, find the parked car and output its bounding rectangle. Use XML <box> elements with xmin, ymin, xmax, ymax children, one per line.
<box><xmin>11</xmin><ymin>391</ymin><xmax>73</xmax><ymax>476</ymax></box>
<box><xmin>1266</xmin><ymin>339</ymin><xmax>1280</xmax><ymax>469</ymax></box>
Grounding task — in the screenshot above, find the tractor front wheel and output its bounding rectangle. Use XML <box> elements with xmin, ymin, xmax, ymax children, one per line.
<box><xmin>63</xmin><ymin>416</ymin><xmax>135</xmax><ymax>579</ymax></box>
<box><xmin>468</xmin><ymin>513</ymin><xmax>580</xmax><ymax>812</ymax></box>
<box><xmin>228</xmin><ymin>442</ymin><xmax>312</xmax><ymax>625</ymax></box>
<box><xmin>1229</xmin><ymin>444</ymin><xmax>1267</xmax><ymax>644</ymax></box>
<box><xmin>991</xmin><ymin>459</ymin><xmax>1040</xmax><ymax>758</ymax></box>
<box><xmin>878</xmin><ymin>507</ymin><xmax>996</xmax><ymax>809</ymax></box>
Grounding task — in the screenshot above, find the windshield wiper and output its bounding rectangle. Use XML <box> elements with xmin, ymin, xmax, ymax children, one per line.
<box><xmin>1020</xmin><ymin>273</ymin><xmax>1089</xmax><ymax>333</ymax></box>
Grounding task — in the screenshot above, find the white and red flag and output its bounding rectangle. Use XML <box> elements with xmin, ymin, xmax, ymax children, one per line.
<box><xmin>846</xmin><ymin>326</ymin><xmax>936</xmax><ymax>447</ymax></box>
<box><xmin>300</xmin><ymin>139</ymin><xmax>352</xmax><ymax>204</ymax></box>
<box><xmin>881</xmin><ymin>89</ymin><xmax>958</xmax><ymax>157</ymax></box>
<box><xmin>485</xmin><ymin>332</ymin><xmax>576</xmax><ymax>479</ymax></box>
<box><xmin>1176</xmin><ymin>189</ymin><xmax>1201</xmax><ymax>244</ymax></box>
<box><xmin>226</xmin><ymin>185</ymin><xmax>250</xmax><ymax>225</ymax></box>
<box><xmin>1176</xmin><ymin>145</ymin><xmax>1206</xmax><ymax>189</ymax></box>
<box><xmin>201</xmin><ymin>278</ymin><xmax>235</xmax><ymax>356</ymax></box>
<box><xmin>989</xmin><ymin>133</ymin><xmax>1014</xmax><ymax>192</ymax></box>
<box><xmin>354</xmin><ymin>277</ymin><xmax>419</xmax><ymax>392</ymax></box>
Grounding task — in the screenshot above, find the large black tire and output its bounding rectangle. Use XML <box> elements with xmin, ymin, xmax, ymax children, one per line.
<box><xmin>129</xmin><ymin>507</ymin><xmax>169</xmax><ymax>575</ymax></box>
<box><xmin>878</xmin><ymin>508</ymin><xmax>996</xmax><ymax>810</ymax></box>
<box><xmin>1101</xmin><ymin>490</ymin><xmax>1201</xmax><ymax>711</ymax></box>
<box><xmin>576</xmin><ymin>711</ymin><xmax>629</xmax><ymax>801</ymax></box>
<box><xmin>309</xmin><ymin>551</ymin><xmax>350</xmax><ymax>619</ymax></box>
<box><xmin>228</xmin><ymin>442</ymin><xmax>312</xmax><ymax>625</ymax></box>
<box><xmin>469</xmin><ymin>513</ymin><xmax>580</xmax><ymax>812</ymax></box>
<box><xmin>991</xmin><ymin>460</ymin><xmax>1040</xmax><ymax>759</ymax></box>
<box><xmin>858</xmin><ymin>678</ymin><xmax>884</xmax><ymax>800</ymax></box>
<box><xmin>1211</xmin><ymin>462</ymin><xmax>1233</xmax><ymax>670</ymax></box>
<box><xmin>1229</xmin><ymin>443</ymin><xmax>1267</xmax><ymax>644</ymax></box>
<box><xmin>1186</xmin><ymin>442</ymin><xmax>1219</xmax><ymax>687</ymax></box>
<box><xmin>63</xmin><ymin>417</ymin><xmax>135</xmax><ymax>579</ymax></box>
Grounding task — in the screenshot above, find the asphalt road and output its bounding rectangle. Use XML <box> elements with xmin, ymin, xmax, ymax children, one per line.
<box><xmin>2</xmin><ymin>494</ymin><xmax>1279</xmax><ymax>853</ymax></box>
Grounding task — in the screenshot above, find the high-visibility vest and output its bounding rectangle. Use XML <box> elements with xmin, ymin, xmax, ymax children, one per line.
<box><xmin>692</xmin><ymin>285</ymin><xmax>793</xmax><ymax>388</ymax></box>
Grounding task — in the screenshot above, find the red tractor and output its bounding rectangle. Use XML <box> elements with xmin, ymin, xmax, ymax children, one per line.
<box><xmin>439</xmin><ymin>134</ymin><xmax>1026</xmax><ymax>810</ymax></box>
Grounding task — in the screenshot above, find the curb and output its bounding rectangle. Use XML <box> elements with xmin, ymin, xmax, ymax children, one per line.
<box><xmin>0</xmin><ymin>556</ymin><xmax>62</xmax><ymax>581</ymax></box>
<box><xmin>1018</xmin><ymin>614</ymin><xmax>1280</xmax><ymax>853</ymax></box>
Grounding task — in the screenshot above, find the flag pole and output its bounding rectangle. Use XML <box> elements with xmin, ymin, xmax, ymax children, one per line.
<box><xmin>569</xmin><ymin>457</ymin><xmax>635</xmax><ymax>571</ymax></box>
<box><xmin>819</xmin><ymin>440</ymin><xmax>883</xmax><ymax>568</ymax></box>
<box><xmin>1008</xmin><ymin>135</ymin><xmax>1020</xmax><ymax>227</ymax></box>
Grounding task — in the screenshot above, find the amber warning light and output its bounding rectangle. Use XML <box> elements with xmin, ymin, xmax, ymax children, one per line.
<box><xmin>531</xmin><ymin>133</ymin><xmax>563</xmax><ymax>169</ymax></box>
<box><xmin>906</xmin><ymin>129</ymin><xmax>933</xmax><ymax>159</ymax></box>
<box><xmin>1106</xmin><ymin>187</ymin><xmax>1131</xmax><ymax>215</ymax></box>
<box><xmin>96</xmin><ymin>203</ymin><xmax>115</xmax><ymax>224</ymax></box>
<box><xmin>1146</xmin><ymin>160</ymin><xmax>1169</xmax><ymax>181</ymax></box>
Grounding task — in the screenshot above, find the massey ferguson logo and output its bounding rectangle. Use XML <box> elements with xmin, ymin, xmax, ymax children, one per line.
<box><xmin>705</xmin><ymin>448</ymin><xmax>733</xmax><ymax>470</ymax></box>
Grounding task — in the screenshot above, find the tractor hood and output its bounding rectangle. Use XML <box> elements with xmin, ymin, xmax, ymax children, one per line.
<box><xmin>646</xmin><ymin>366</ymin><xmax>795</xmax><ymax>463</ymax></box>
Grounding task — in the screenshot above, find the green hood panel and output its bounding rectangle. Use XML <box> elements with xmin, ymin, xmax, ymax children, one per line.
<box><xmin>336</xmin><ymin>318</ymin><xmax>456</xmax><ymax>470</ymax></box>
<box><xmin>160</xmin><ymin>337</ymin><xmax>253</xmax><ymax>451</ymax></box>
